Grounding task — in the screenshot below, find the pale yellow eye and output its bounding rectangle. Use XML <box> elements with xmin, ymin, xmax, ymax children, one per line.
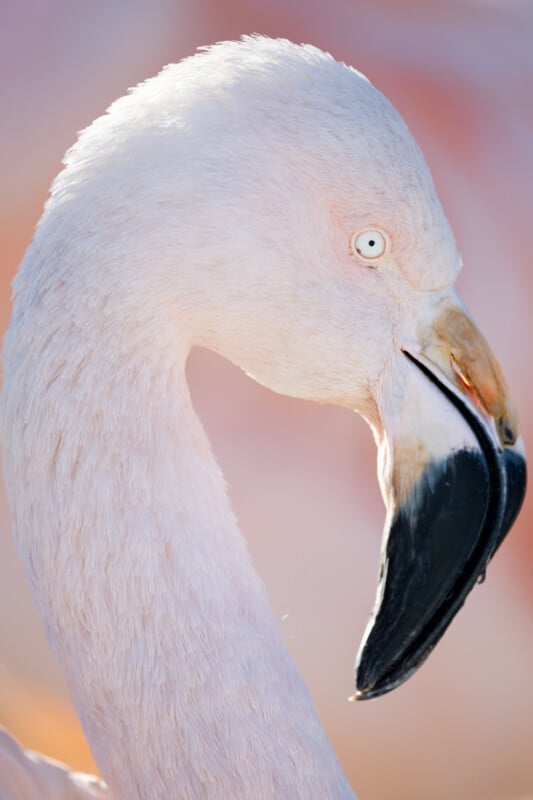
<box><xmin>351</xmin><ymin>229</ymin><xmax>388</xmax><ymax>261</ymax></box>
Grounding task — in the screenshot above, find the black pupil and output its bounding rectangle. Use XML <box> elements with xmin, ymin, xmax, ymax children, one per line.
<box><xmin>368</xmin><ymin>239</ymin><xmax>375</xmax><ymax>247</ymax></box>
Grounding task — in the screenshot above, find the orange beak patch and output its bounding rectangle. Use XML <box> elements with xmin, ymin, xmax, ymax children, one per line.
<box><xmin>429</xmin><ymin>306</ymin><xmax>518</xmax><ymax>447</ymax></box>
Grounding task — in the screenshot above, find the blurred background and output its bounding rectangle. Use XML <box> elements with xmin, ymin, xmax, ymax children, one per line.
<box><xmin>1</xmin><ymin>1</ymin><xmax>532</xmax><ymax>798</ymax></box>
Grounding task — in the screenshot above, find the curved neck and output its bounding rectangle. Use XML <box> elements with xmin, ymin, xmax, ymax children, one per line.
<box><xmin>3</xmin><ymin>315</ymin><xmax>354</xmax><ymax>799</ymax></box>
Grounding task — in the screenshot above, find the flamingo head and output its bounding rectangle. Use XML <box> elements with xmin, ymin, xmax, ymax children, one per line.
<box><xmin>25</xmin><ymin>36</ymin><xmax>526</xmax><ymax>698</ymax></box>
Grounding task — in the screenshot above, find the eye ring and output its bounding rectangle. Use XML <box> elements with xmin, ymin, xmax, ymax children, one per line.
<box><xmin>350</xmin><ymin>228</ymin><xmax>389</xmax><ymax>262</ymax></box>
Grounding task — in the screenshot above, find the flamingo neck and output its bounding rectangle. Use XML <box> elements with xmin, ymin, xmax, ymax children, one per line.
<box><xmin>3</xmin><ymin>314</ymin><xmax>354</xmax><ymax>799</ymax></box>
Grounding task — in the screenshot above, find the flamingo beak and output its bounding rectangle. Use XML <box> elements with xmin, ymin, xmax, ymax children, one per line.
<box><xmin>354</xmin><ymin>305</ymin><xmax>526</xmax><ymax>700</ymax></box>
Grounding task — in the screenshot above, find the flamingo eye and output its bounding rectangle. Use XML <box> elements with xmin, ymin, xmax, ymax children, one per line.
<box><xmin>351</xmin><ymin>229</ymin><xmax>388</xmax><ymax>262</ymax></box>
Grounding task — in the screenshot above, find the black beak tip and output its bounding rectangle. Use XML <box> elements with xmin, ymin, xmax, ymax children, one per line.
<box><xmin>353</xmin><ymin>440</ymin><xmax>526</xmax><ymax>701</ymax></box>
<box><xmin>355</xmin><ymin>641</ymin><xmax>432</xmax><ymax>701</ymax></box>
<box><xmin>354</xmin><ymin>665</ymin><xmax>398</xmax><ymax>702</ymax></box>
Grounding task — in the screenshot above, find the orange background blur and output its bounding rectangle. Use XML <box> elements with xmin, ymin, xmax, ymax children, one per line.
<box><xmin>1</xmin><ymin>2</ymin><xmax>532</xmax><ymax>799</ymax></box>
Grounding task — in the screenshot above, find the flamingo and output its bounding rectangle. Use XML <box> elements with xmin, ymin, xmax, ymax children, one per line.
<box><xmin>0</xmin><ymin>37</ymin><xmax>526</xmax><ymax>799</ymax></box>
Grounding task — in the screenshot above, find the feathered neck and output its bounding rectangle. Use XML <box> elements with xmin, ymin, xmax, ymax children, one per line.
<box><xmin>1</xmin><ymin>299</ymin><xmax>354</xmax><ymax>798</ymax></box>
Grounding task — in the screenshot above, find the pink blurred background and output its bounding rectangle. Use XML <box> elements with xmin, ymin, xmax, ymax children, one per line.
<box><xmin>1</xmin><ymin>2</ymin><xmax>532</xmax><ymax>798</ymax></box>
